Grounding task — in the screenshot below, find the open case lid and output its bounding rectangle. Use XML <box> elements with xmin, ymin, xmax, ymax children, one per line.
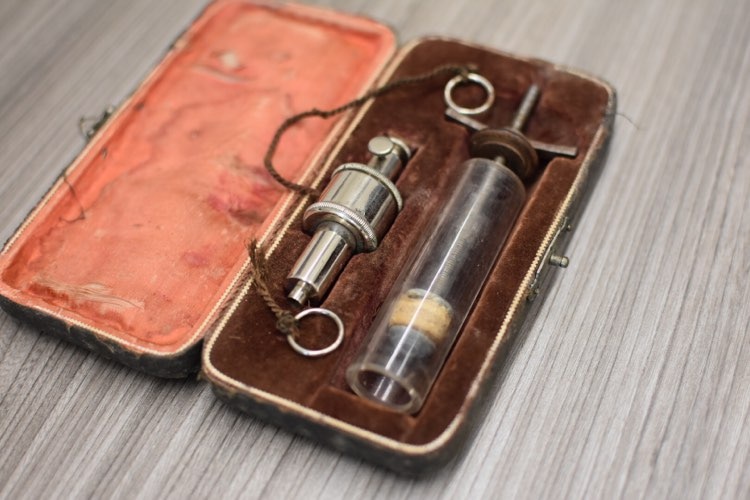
<box><xmin>0</xmin><ymin>0</ymin><xmax>396</xmax><ymax>377</ymax></box>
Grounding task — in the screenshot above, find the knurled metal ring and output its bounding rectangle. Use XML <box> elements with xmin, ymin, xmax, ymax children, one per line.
<box><xmin>287</xmin><ymin>307</ymin><xmax>345</xmax><ymax>357</ymax></box>
<box><xmin>444</xmin><ymin>72</ymin><xmax>495</xmax><ymax>116</ymax></box>
<box><xmin>305</xmin><ymin>201</ymin><xmax>379</xmax><ymax>251</ymax></box>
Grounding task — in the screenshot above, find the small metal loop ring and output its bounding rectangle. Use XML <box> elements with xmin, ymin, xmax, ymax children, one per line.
<box><xmin>287</xmin><ymin>307</ymin><xmax>345</xmax><ymax>357</ymax></box>
<box><xmin>444</xmin><ymin>73</ymin><xmax>495</xmax><ymax>116</ymax></box>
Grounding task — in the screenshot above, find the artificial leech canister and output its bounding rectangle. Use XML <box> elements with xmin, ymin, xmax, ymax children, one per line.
<box><xmin>286</xmin><ymin>136</ymin><xmax>411</xmax><ymax>306</ymax></box>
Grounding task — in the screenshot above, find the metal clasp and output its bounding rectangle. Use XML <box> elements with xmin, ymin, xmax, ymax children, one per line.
<box><xmin>527</xmin><ymin>216</ymin><xmax>572</xmax><ymax>302</ymax></box>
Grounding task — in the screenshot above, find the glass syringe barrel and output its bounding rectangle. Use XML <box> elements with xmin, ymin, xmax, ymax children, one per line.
<box><xmin>346</xmin><ymin>157</ymin><xmax>525</xmax><ymax>413</ymax></box>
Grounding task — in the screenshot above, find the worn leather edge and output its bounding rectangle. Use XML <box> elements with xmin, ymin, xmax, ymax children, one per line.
<box><xmin>0</xmin><ymin>295</ymin><xmax>200</xmax><ymax>378</ymax></box>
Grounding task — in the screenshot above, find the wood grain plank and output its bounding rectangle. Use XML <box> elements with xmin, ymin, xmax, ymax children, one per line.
<box><xmin>0</xmin><ymin>0</ymin><xmax>748</xmax><ymax>498</ymax></box>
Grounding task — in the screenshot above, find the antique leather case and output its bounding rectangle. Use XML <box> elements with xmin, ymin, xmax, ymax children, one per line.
<box><xmin>0</xmin><ymin>1</ymin><xmax>615</xmax><ymax>471</ymax></box>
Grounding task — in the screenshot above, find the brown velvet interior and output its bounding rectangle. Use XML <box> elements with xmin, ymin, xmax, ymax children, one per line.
<box><xmin>0</xmin><ymin>1</ymin><xmax>393</xmax><ymax>354</ymax></box>
<box><xmin>207</xmin><ymin>40</ymin><xmax>610</xmax><ymax>444</ymax></box>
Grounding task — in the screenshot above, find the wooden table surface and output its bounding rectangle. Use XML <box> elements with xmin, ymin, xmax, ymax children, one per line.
<box><xmin>1</xmin><ymin>0</ymin><xmax>748</xmax><ymax>498</ymax></box>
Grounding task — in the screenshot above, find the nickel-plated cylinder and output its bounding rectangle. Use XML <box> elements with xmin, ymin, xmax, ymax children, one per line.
<box><xmin>286</xmin><ymin>136</ymin><xmax>410</xmax><ymax>305</ymax></box>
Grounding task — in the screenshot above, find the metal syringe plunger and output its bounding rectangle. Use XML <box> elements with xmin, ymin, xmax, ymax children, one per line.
<box><xmin>286</xmin><ymin>136</ymin><xmax>411</xmax><ymax>306</ymax></box>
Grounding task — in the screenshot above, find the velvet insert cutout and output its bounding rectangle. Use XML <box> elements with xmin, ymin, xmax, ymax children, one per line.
<box><xmin>203</xmin><ymin>36</ymin><xmax>614</xmax><ymax>468</ymax></box>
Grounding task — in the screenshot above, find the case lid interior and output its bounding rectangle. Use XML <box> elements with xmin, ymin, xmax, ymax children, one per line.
<box><xmin>0</xmin><ymin>1</ymin><xmax>395</xmax><ymax>357</ymax></box>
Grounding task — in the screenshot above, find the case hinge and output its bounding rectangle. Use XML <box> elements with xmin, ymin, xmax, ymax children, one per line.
<box><xmin>78</xmin><ymin>105</ymin><xmax>116</xmax><ymax>141</ymax></box>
